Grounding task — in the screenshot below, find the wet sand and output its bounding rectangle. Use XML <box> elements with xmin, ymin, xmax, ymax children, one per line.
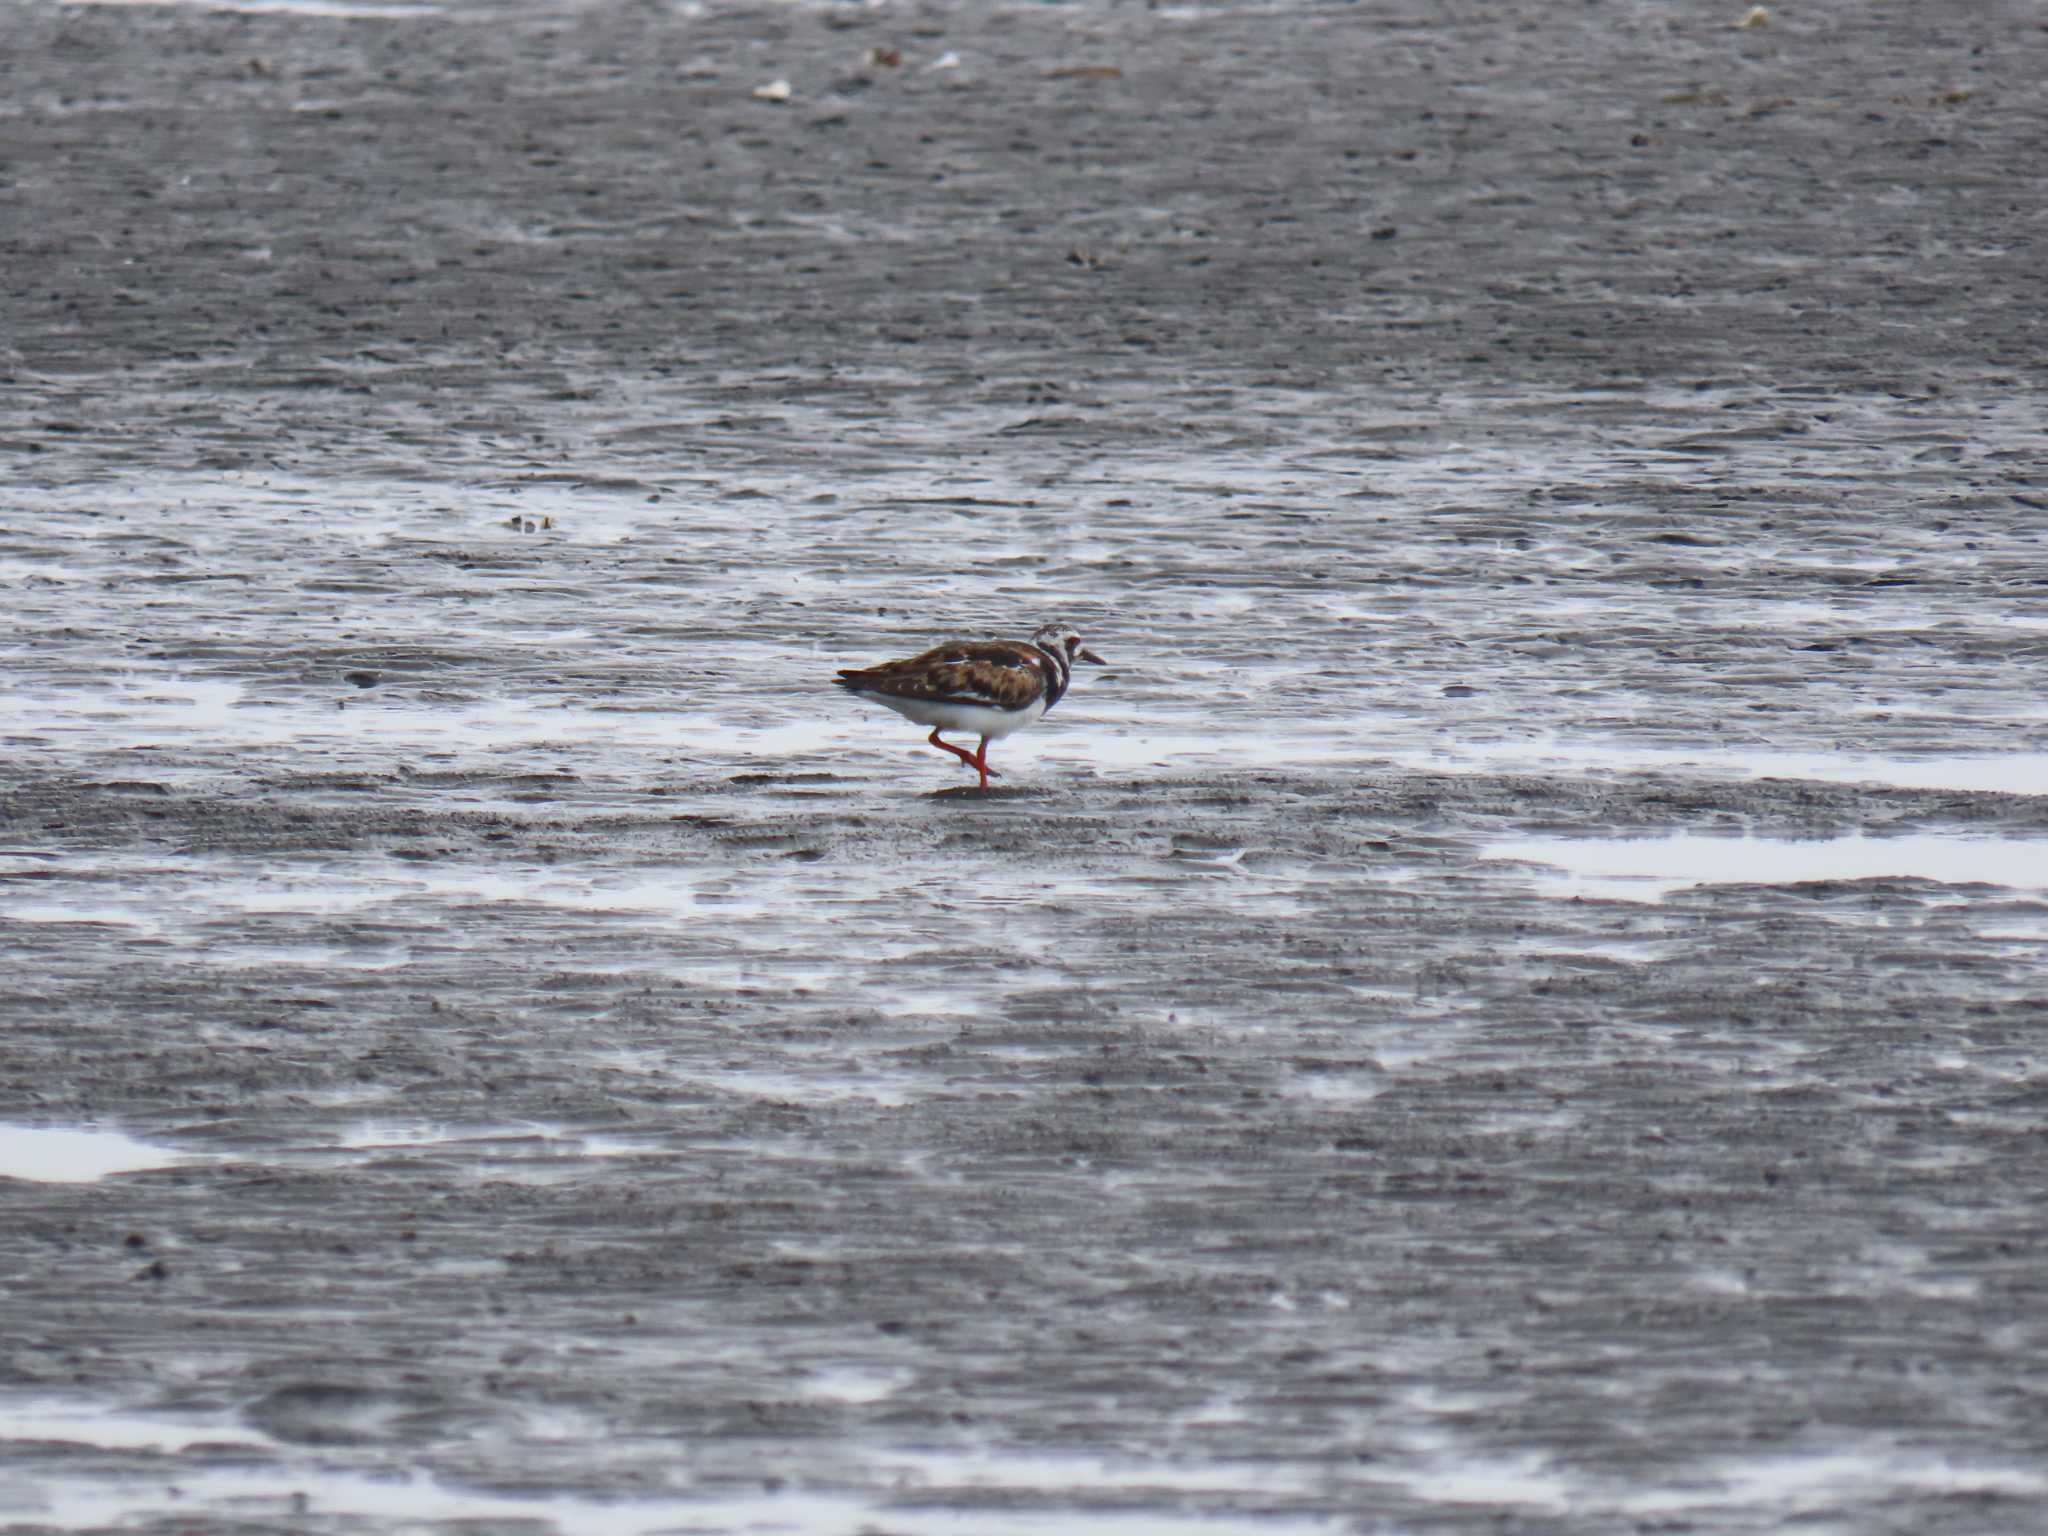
<box><xmin>4</xmin><ymin>0</ymin><xmax>2048</xmax><ymax>1531</ymax></box>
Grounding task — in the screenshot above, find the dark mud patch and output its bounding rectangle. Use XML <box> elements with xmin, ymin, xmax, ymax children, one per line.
<box><xmin>6</xmin><ymin>0</ymin><xmax>2048</xmax><ymax>1530</ymax></box>
<box><xmin>5</xmin><ymin>765</ymin><xmax>2048</xmax><ymax>1530</ymax></box>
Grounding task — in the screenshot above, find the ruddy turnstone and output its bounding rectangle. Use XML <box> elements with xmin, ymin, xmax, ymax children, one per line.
<box><xmin>834</xmin><ymin>622</ymin><xmax>1106</xmax><ymax>789</ymax></box>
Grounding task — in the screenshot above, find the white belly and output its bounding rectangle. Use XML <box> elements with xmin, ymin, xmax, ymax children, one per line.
<box><xmin>857</xmin><ymin>691</ymin><xmax>1045</xmax><ymax>739</ymax></box>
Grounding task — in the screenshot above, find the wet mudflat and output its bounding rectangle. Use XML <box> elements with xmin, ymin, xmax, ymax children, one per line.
<box><xmin>5</xmin><ymin>0</ymin><xmax>2048</xmax><ymax>1531</ymax></box>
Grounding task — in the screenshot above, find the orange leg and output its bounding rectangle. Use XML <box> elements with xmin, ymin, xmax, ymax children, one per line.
<box><xmin>926</xmin><ymin>729</ymin><xmax>999</xmax><ymax>786</ymax></box>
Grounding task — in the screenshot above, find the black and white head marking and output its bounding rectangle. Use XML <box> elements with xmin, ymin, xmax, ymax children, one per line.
<box><xmin>1028</xmin><ymin>622</ymin><xmax>1104</xmax><ymax>713</ymax></box>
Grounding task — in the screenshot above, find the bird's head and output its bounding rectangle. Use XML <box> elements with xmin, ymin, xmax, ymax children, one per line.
<box><xmin>1033</xmin><ymin>622</ymin><xmax>1106</xmax><ymax>669</ymax></box>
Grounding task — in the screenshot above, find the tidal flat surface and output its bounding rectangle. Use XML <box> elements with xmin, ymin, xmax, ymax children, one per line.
<box><xmin>3</xmin><ymin>0</ymin><xmax>2047</xmax><ymax>1532</ymax></box>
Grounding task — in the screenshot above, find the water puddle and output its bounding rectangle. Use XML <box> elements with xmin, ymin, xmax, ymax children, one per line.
<box><xmin>1619</xmin><ymin>1443</ymin><xmax>2048</xmax><ymax>1520</ymax></box>
<box><xmin>1378</xmin><ymin>1439</ymin><xmax>1576</xmax><ymax>1512</ymax></box>
<box><xmin>1473</xmin><ymin>744</ymin><xmax>2048</xmax><ymax>798</ymax></box>
<box><xmin>0</xmin><ymin>1397</ymin><xmax>266</xmax><ymax>1454</ymax></box>
<box><xmin>1282</xmin><ymin>1070</ymin><xmax>1384</xmax><ymax>1106</ymax></box>
<box><xmin>1489</xmin><ymin>832</ymin><xmax>2048</xmax><ymax>901</ymax></box>
<box><xmin>1508</xmin><ymin>933</ymin><xmax>1683</xmax><ymax>965</ymax></box>
<box><xmin>1367</xmin><ymin>1405</ymin><xmax>2046</xmax><ymax>1525</ymax></box>
<box><xmin>1058</xmin><ymin>724</ymin><xmax>2048</xmax><ymax>797</ymax></box>
<box><xmin>0</xmin><ymin>1125</ymin><xmax>185</xmax><ymax>1183</ymax></box>
<box><xmin>63</xmin><ymin>0</ymin><xmax>442</xmax><ymax>16</ymax></box>
<box><xmin>3</xmin><ymin>1446</ymin><xmax>1340</xmax><ymax>1536</ymax></box>
<box><xmin>794</xmin><ymin>1366</ymin><xmax>915</xmax><ymax>1404</ymax></box>
<box><xmin>313</xmin><ymin>1121</ymin><xmax>668</xmax><ymax>1177</ymax></box>
<box><xmin>1981</xmin><ymin>913</ymin><xmax>2048</xmax><ymax>941</ymax></box>
<box><xmin>680</xmin><ymin>1068</ymin><xmax>917</xmax><ymax>1109</ymax></box>
<box><xmin>0</xmin><ymin>1120</ymin><xmax>682</xmax><ymax>1187</ymax></box>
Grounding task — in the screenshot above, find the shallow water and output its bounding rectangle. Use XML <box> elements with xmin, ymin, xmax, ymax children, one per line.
<box><xmin>11</xmin><ymin>1454</ymin><xmax>1344</xmax><ymax>1536</ymax></box>
<box><xmin>0</xmin><ymin>1125</ymin><xmax>186</xmax><ymax>1183</ymax></box>
<box><xmin>1489</xmin><ymin>831</ymin><xmax>2048</xmax><ymax>901</ymax></box>
<box><xmin>7</xmin><ymin>0</ymin><xmax>2048</xmax><ymax>1531</ymax></box>
<box><xmin>8</xmin><ymin>1393</ymin><xmax>2042</xmax><ymax>1536</ymax></box>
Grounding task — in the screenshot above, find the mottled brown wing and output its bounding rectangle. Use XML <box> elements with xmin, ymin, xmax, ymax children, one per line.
<box><xmin>837</xmin><ymin>641</ymin><xmax>1046</xmax><ymax>708</ymax></box>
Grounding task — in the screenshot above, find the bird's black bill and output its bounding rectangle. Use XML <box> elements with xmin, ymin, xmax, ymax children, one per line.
<box><xmin>1078</xmin><ymin>648</ymin><xmax>1106</xmax><ymax>665</ymax></box>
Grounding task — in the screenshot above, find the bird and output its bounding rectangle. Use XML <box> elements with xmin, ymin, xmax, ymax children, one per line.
<box><xmin>834</xmin><ymin>621</ymin><xmax>1106</xmax><ymax>790</ymax></box>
